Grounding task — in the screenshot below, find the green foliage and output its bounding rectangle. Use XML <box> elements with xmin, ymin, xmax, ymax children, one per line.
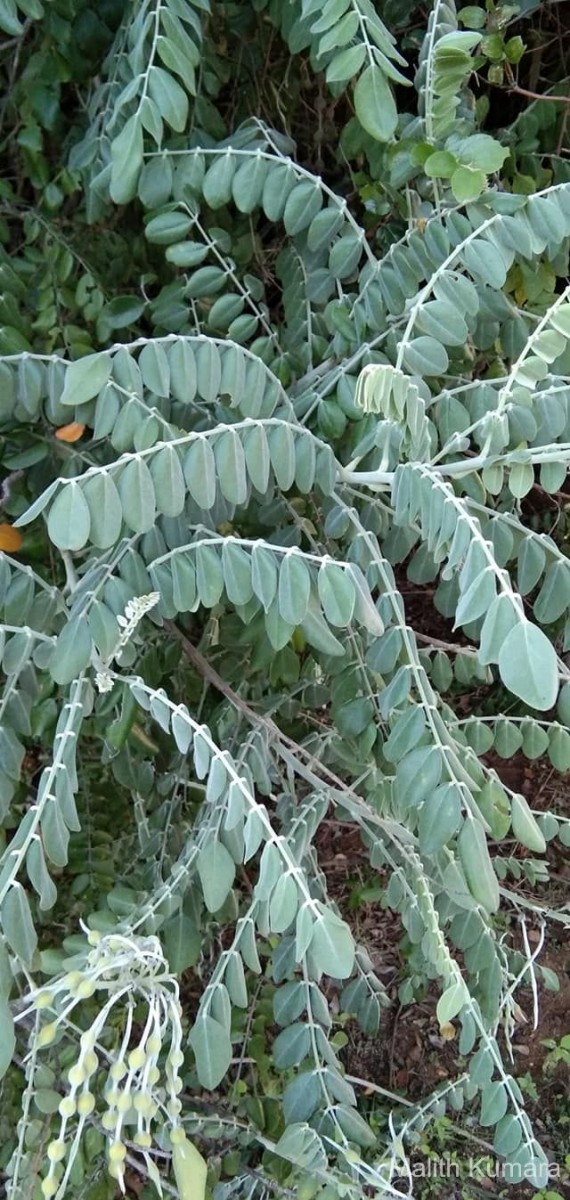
<box><xmin>541</xmin><ymin>1034</ymin><xmax>570</xmax><ymax>1074</ymax></box>
<box><xmin>0</xmin><ymin>1</ymin><xmax>569</xmax><ymax>1199</ymax></box>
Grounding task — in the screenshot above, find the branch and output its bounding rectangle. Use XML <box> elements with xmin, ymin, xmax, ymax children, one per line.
<box><xmin>507</xmin><ymin>83</ymin><xmax>570</xmax><ymax>105</ymax></box>
<box><xmin>164</xmin><ymin>622</ymin><xmax>385</xmax><ymax>823</ymax></box>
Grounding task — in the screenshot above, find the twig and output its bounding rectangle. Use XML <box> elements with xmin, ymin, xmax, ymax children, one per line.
<box><xmin>507</xmin><ymin>83</ymin><xmax>570</xmax><ymax>105</ymax></box>
<box><xmin>164</xmin><ymin>621</ymin><xmax>365</xmax><ymax>802</ymax></box>
<box><xmin>0</xmin><ymin>469</ymin><xmax>24</xmax><ymax>512</ymax></box>
<box><xmin>345</xmin><ymin>1072</ymin><xmax>414</xmax><ymax>1107</ymax></box>
<box><xmin>0</xmin><ymin>21</ymin><xmax>31</xmax><ymax>137</ymax></box>
<box><xmin>346</xmin><ymin>1075</ymin><xmax>498</xmax><ymax>1155</ymax></box>
<box><xmin>414</xmin><ymin>632</ymin><xmax>477</xmax><ymax>658</ymax></box>
<box><xmin>388</xmin><ymin>1003</ymin><xmax>402</xmax><ymax>1090</ymax></box>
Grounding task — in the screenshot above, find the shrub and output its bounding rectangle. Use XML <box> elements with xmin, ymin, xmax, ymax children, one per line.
<box><xmin>0</xmin><ymin>1</ymin><xmax>569</xmax><ymax>1197</ymax></box>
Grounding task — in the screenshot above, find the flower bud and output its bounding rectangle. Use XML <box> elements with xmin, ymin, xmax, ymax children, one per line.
<box><xmin>77</xmin><ymin>1092</ymin><xmax>96</xmax><ymax>1117</ymax></box>
<box><xmin>58</xmin><ymin>1097</ymin><xmax>76</xmax><ymax>1119</ymax></box>
<box><xmin>133</xmin><ymin>1094</ymin><xmax>156</xmax><ymax>1116</ymax></box>
<box><xmin>41</xmin><ymin>1177</ymin><xmax>59</xmax><ymax>1198</ymax></box>
<box><xmin>47</xmin><ymin>1140</ymin><xmax>66</xmax><ymax>1163</ymax></box>
<box><xmin>108</xmin><ymin>1141</ymin><xmax>127</xmax><ymax>1163</ymax></box>
<box><xmin>109</xmin><ymin>1061</ymin><xmax>127</xmax><ymax>1083</ymax></box>
<box><xmin>38</xmin><ymin>1023</ymin><xmax>58</xmax><ymax>1048</ymax></box>
<box><xmin>35</xmin><ymin>991</ymin><xmax>54</xmax><ymax>1010</ymax></box>
<box><xmin>76</xmin><ymin>979</ymin><xmax>96</xmax><ymax>1000</ymax></box>
<box><xmin>134</xmin><ymin>1131</ymin><xmax>152</xmax><ymax>1149</ymax></box>
<box><xmin>128</xmin><ymin>1047</ymin><xmax>147</xmax><ymax>1071</ymax></box>
<box><xmin>83</xmin><ymin>1051</ymin><xmax>98</xmax><ymax>1076</ymax></box>
<box><xmin>116</xmin><ymin>1090</ymin><xmax>132</xmax><ymax>1113</ymax></box>
<box><xmin>64</xmin><ymin>972</ymin><xmax>84</xmax><ymax>992</ymax></box>
<box><xmin>101</xmin><ymin>1111</ymin><xmax>117</xmax><ymax>1132</ymax></box>
<box><xmin>68</xmin><ymin>1063</ymin><xmax>87</xmax><ymax>1088</ymax></box>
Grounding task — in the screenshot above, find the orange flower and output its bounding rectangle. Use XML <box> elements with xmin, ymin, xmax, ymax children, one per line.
<box><xmin>55</xmin><ymin>422</ymin><xmax>86</xmax><ymax>442</ymax></box>
<box><xmin>0</xmin><ymin>523</ymin><xmax>23</xmax><ymax>552</ymax></box>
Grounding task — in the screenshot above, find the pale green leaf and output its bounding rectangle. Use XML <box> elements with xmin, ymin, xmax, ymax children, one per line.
<box><xmin>326</xmin><ymin>43</ymin><xmax>367</xmax><ymax>84</ymax></box>
<box><xmin>139</xmin><ymin>341</ymin><xmax>171</xmax><ymax>396</ymax></box>
<box><xmin>0</xmin><ymin>1000</ymin><xmax>15</xmax><ymax>1081</ymax></box>
<box><xmin>61</xmin><ymin>353</ymin><xmax>111</xmax><ymax>407</ymax></box>
<box><xmin>1</xmin><ymin>884</ymin><xmax>37</xmax><ymax>968</ymax></box>
<box><xmin>354</xmin><ymin>64</ymin><xmax>397</xmax><ymax>142</ymax></box>
<box><xmin>278</xmin><ymin>553</ymin><xmax>311</xmax><ymax>626</ymax></box>
<box><xmin>283</xmin><ymin>1072</ymin><xmax>321</xmax><ymax>1124</ymax></box>
<box><xmin>283</xmin><ymin>181</ymin><xmax>323</xmax><ymax>236</ymax></box>
<box><xmin>403</xmin><ymin>336</ymin><xmax>449</xmax><ymax>376</ymax></box>
<box><xmin>50</xmin><ymin>616</ymin><xmax>92</xmax><ymax>685</ymax></box>
<box><xmin>436</xmin><ymin>980</ymin><xmax>469</xmax><ymax>1025</ymax></box>
<box><xmin>395</xmin><ymin>747</ymin><xmax>443</xmax><ymax>812</ymax></box>
<box><xmin>197</xmin><ymin>841</ymin><xmax>236</xmax><ymax>913</ymax></box>
<box><xmin>269</xmin><ymin>874</ymin><xmax>299</xmax><ymax>934</ymax></box>
<box><xmin>251</xmin><ymin>543</ymin><xmax>278</xmax><ymax>612</ymax></box>
<box><xmin>310</xmin><ymin>907</ymin><xmax>354</xmax><ymax>979</ymax></box>
<box><xmin>480</xmin><ymin>1081</ymin><xmax>508</xmax><ymax>1127</ymax></box>
<box><xmin>419</xmin><ymin>784</ymin><xmax>463</xmax><ymax>854</ymax></box>
<box><xmin>498</xmin><ymin>621</ymin><xmax>558</xmax><ymax>711</ymax></box>
<box><xmin>232</xmin><ymin>154</ymin><xmax>268</xmax><ymax>213</ymax></box>
<box><xmin>150</xmin><ymin>445</ymin><xmax>186</xmax><ymax>517</ymax></box>
<box><xmin>117</xmin><ymin>458</ymin><xmax>157</xmax><ymax>533</ymax></box>
<box><xmin>47</xmin><ymin>482</ymin><xmax>91</xmax><ymax>551</ymax></box>
<box><xmin>164</xmin><ymin>913</ymin><xmax>201</xmax><ymax>972</ymax></box>
<box><xmin>478</xmin><ymin>594</ymin><xmax>519</xmax><ymax>666</ymax></box>
<box><xmin>222</xmin><ymin>541</ymin><xmax>253</xmax><ymax>605</ymax></box>
<box><xmin>110</xmin><ymin>115</ymin><xmax>143</xmax><ymax>205</ymax></box>
<box><xmin>511</xmin><ymin>793</ymin><xmax>546</xmax><ymax>853</ymax></box>
<box><xmin>273</xmin><ymin>1023</ymin><xmax>310</xmax><ymax>1069</ymax></box>
<box><xmin>317</xmin><ymin>561</ymin><xmax>355</xmax><ymax>627</ymax></box>
<box><xmin>195</xmin><ymin>543</ymin><xmax>224</xmax><ymax>607</ymax></box>
<box><xmin>171</xmin><ymin>1135</ymin><xmax>207</xmax><ymax>1200</ymax></box>
<box><xmin>26</xmin><ymin>839</ymin><xmax>57</xmax><ymax>910</ymax></box>
<box><xmin>147</xmin><ymin>65</ymin><xmax>188</xmax><ymax>133</ymax></box>
<box><xmin>215</xmin><ymin>430</ymin><xmax>248</xmax><ymax>506</ymax></box>
<box><xmin>189</xmin><ymin>1015</ymin><xmax>232</xmax><ymax>1089</ymax></box>
<box><xmin>184</xmin><ymin>438</ymin><xmax>217</xmax><ymax>510</ymax></box>
<box><xmin>451</xmin><ymin>166</ymin><xmax>486</xmax><ymax>203</ymax></box>
<box><xmin>82</xmin><ymin>472</ymin><xmax>123</xmax><ymax>548</ymax></box>
<box><xmin>242</xmin><ymin>425</ymin><xmax>271</xmax><ymax>493</ymax></box>
<box><xmin>202</xmin><ymin>152</ymin><xmax>236</xmax><ymax>209</ymax></box>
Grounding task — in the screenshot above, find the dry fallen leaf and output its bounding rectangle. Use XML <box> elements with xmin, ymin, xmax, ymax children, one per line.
<box><xmin>55</xmin><ymin>422</ymin><xmax>86</xmax><ymax>442</ymax></box>
<box><xmin>0</xmin><ymin>523</ymin><xmax>23</xmax><ymax>552</ymax></box>
<box><xmin>439</xmin><ymin>1021</ymin><xmax>456</xmax><ymax>1041</ymax></box>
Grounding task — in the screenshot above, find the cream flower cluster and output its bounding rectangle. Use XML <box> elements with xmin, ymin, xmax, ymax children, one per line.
<box><xmin>18</xmin><ymin>925</ymin><xmax>185</xmax><ymax>1198</ymax></box>
<box><xmin>95</xmin><ymin>592</ymin><xmax>160</xmax><ymax>693</ymax></box>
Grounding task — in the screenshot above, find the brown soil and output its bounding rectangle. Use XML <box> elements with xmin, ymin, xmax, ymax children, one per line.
<box><xmin>314</xmin><ymin>749</ymin><xmax>570</xmax><ymax>1197</ymax></box>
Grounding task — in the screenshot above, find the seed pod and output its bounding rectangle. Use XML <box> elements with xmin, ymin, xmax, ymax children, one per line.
<box><xmin>171</xmin><ymin>1130</ymin><xmax>207</xmax><ymax>1200</ymax></box>
<box><xmin>457</xmin><ymin>818</ymin><xmax>500</xmax><ymax>914</ymax></box>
